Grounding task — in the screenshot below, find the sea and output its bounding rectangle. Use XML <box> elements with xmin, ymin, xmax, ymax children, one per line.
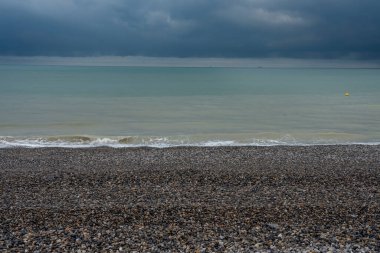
<box><xmin>0</xmin><ymin>64</ymin><xmax>379</xmax><ymax>147</ymax></box>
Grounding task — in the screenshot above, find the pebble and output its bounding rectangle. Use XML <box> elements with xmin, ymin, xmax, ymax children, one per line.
<box><xmin>0</xmin><ymin>145</ymin><xmax>379</xmax><ymax>252</ymax></box>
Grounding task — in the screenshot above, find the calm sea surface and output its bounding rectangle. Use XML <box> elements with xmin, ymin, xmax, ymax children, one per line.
<box><xmin>0</xmin><ymin>65</ymin><xmax>379</xmax><ymax>147</ymax></box>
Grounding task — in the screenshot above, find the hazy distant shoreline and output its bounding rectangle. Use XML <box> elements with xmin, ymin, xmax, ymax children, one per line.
<box><xmin>1</xmin><ymin>145</ymin><xmax>379</xmax><ymax>251</ymax></box>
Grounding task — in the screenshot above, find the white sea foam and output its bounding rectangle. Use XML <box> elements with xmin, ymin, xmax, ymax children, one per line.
<box><xmin>0</xmin><ymin>135</ymin><xmax>379</xmax><ymax>148</ymax></box>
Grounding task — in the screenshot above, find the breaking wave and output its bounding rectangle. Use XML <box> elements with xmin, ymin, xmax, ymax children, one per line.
<box><xmin>0</xmin><ymin>134</ymin><xmax>379</xmax><ymax>148</ymax></box>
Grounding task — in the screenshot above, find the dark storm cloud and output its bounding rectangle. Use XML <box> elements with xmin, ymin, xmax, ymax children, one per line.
<box><xmin>1</xmin><ymin>0</ymin><xmax>380</xmax><ymax>58</ymax></box>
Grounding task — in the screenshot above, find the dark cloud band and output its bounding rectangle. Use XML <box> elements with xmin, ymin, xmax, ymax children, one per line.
<box><xmin>0</xmin><ymin>0</ymin><xmax>379</xmax><ymax>59</ymax></box>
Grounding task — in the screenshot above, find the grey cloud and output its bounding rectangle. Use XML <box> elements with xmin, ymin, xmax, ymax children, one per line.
<box><xmin>0</xmin><ymin>0</ymin><xmax>380</xmax><ymax>59</ymax></box>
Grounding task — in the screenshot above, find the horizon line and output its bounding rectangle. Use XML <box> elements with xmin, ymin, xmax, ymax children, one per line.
<box><xmin>1</xmin><ymin>56</ymin><xmax>380</xmax><ymax>68</ymax></box>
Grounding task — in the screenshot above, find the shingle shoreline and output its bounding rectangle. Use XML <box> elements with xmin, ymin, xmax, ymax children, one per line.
<box><xmin>1</xmin><ymin>145</ymin><xmax>379</xmax><ymax>252</ymax></box>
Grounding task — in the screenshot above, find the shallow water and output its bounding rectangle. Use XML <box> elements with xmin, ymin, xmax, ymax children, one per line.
<box><xmin>0</xmin><ymin>65</ymin><xmax>379</xmax><ymax>147</ymax></box>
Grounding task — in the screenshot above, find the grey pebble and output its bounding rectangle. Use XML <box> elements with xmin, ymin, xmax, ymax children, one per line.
<box><xmin>0</xmin><ymin>145</ymin><xmax>379</xmax><ymax>252</ymax></box>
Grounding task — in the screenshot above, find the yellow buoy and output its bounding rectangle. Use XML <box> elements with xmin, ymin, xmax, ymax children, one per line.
<box><xmin>344</xmin><ymin>91</ymin><xmax>350</xmax><ymax>96</ymax></box>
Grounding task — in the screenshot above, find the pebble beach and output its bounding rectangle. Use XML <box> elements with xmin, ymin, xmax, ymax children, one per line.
<box><xmin>0</xmin><ymin>145</ymin><xmax>379</xmax><ymax>252</ymax></box>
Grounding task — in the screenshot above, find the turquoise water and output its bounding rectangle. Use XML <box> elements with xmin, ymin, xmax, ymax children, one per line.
<box><xmin>0</xmin><ymin>65</ymin><xmax>379</xmax><ymax>147</ymax></box>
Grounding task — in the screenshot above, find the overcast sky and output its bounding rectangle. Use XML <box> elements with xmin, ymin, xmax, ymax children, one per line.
<box><xmin>1</xmin><ymin>0</ymin><xmax>380</xmax><ymax>59</ymax></box>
